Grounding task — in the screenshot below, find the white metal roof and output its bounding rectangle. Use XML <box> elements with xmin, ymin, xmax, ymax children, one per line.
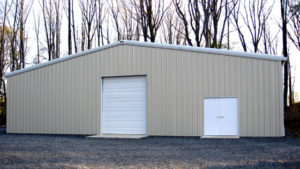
<box><xmin>4</xmin><ymin>40</ymin><xmax>287</xmax><ymax>77</ymax></box>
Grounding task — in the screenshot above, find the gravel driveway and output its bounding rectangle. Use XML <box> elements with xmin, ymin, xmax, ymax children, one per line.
<box><xmin>0</xmin><ymin>128</ymin><xmax>300</xmax><ymax>168</ymax></box>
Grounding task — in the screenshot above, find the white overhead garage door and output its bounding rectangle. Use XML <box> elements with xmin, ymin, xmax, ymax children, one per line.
<box><xmin>204</xmin><ymin>98</ymin><xmax>238</xmax><ymax>136</ymax></box>
<box><xmin>101</xmin><ymin>76</ymin><xmax>147</xmax><ymax>134</ymax></box>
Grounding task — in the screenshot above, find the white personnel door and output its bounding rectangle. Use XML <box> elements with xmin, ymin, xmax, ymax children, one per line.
<box><xmin>101</xmin><ymin>76</ymin><xmax>147</xmax><ymax>134</ymax></box>
<box><xmin>204</xmin><ymin>98</ymin><xmax>238</xmax><ymax>136</ymax></box>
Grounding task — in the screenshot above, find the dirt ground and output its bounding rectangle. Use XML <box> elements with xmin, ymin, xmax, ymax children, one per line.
<box><xmin>285</xmin><ymin>102</ymin><xmax>300</xmax><ymax>137</ymax></box>
<box><xmin>0</xmin><ymin>129</ymin><xmax>299</xmax><ymax>169</ymax></box>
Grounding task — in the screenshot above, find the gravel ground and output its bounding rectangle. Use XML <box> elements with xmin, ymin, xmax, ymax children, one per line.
<box><xmin>0</xmin><ymin>128</ymin><xmax>300</xmax><ymax>169</ymax></box>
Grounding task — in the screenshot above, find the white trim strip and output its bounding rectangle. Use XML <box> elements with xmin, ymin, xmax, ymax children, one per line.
<box><xmin>4</xmin><ymin>40</ymin><xmax>286</xmax><ymax>77</ymax></box>
<box><xmin>122</xmin><ymin>40</ymin><xmax>287</xmax><ymax>61</ymax></box>
<box><xmin>4</xmin><ymin>42</ymin><xmax>120</xmax><ymax>77</ymax></box>
<box><xmin>201</xmin><ymin>135</ymin><xmax>240</xmax><ymax>139</ymax></box>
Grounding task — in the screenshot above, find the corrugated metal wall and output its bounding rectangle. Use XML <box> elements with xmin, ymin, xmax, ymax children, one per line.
<box><xmin>6</xmin><ymin>44</ymin><xmax>284</xmax><ymax>136</ymax></box>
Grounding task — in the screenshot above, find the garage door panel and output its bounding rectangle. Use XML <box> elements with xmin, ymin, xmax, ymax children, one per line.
<box><xmin>101</xmin><ymin>76</ymin><xmax>147</xmax><ymax>135</ymax></box>
<box><xmin>102</xmin><ymin>110</ymin><xmax>146</xmax><ymax>113</ymax></box>
<box><xmin>103</xmin><ymin>129</ymin><xmax>146</xmax><ymax>134</ymax></box>
<box><xmin>103</xmin><ymin>96</ymin><xmax>146</xmax><ymax>99</ymax></box>
<box><xmin>103</xmin><ymin>115</ymin><xmax>146</xmax><ymax>120</ymax></box>
<box><xmin>102</xmin><ymin>108</ymin><xmax>147</xmax><ymax>113</ymax></box>
<box><xmin>103</xmin><ymin>121</ymin><xmax>146</xmax><ymax>126</ymax></box>
<box><xmin>103</xmin><ymin>86</ymin><xmax>145</xmax><ymax>91</ymax></box>
<box><xmin>103</xmin><ymin>87</ymin><xmax>145</xmax><ymax>92</ymax></box>
<box><xmin>103</xmin><ymin>128</ymin><xmax>146</xmax><ymax>132</ymax></box>
<box><xmin>103</xmin><ymin>102</ymin><xmax>146</xmax><ymax>108</ymax></box>
<box><xmin>104</xmin><ymin>81</ymin><xmax>145</xmax><ymax>87</ymax></box>
<box><xmin>103</xmin><ymin>130</ymin><xmax>145</xmax><ymax>135</ymax></box>
<box><xmin>103</xmin><ymin>124</ymin><xmax>146</xmax><ymax>128</ymax></box>
<box><xmin>103</xmin><ymin>99</ymin><xmax>146</xmax><ymax>103</ymax></box>
<box><xmin>103</xmin><ymin>90</ymin><xmax>145</xmax><ymax>94</ymax></box>
<box><xmin>103</xmin><ymin>113</ymin><xmax>146</xmax><ymax>117</ymax></box>
<box><xmin>103</xmin><ymin>93</ymin><xmax>145</xmax><ymax>98</ymax></box>
<box><xmin>103</xmin><ymin>98</ymin><xmax>146</xmax><ymax>102</ymax></box>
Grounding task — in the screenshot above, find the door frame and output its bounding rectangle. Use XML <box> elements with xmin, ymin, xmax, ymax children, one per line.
<box><xmin>203</xmin><ymin>97</ymin><xmax>239</xmax><ymax>136</ymax></box>
<box><xmin>100</xmin><ymin>74</ymin><xmax>147</xmax><ymax>135</ymax></box>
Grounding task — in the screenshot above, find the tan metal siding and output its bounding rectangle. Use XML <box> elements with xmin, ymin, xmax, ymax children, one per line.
<box><xmin>6</xmin><ymin>45</ymin><xmax>284</xmax><ymax>136</ymax></box>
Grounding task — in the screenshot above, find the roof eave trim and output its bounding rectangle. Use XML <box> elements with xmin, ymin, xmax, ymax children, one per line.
<box><xmin>4</xmin><ymin>41</ymin><xmax>121</xmax><ymax>77</ymax></box>
<box><xmin>122</xmin><ymin>40</ymin><xmax>287</xmax><ymax>62</ymax></box>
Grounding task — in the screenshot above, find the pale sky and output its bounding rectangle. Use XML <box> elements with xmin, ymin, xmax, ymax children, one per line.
<box><xmin>22</xmin><ymin>0</ymin><xmax>300</xmax><ymax>94</ymax></box>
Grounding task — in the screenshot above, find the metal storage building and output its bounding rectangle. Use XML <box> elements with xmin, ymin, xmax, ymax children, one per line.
<box><xmin>4</xmin><ymin>41</ymin><xmax>287</xmax><ymax>137</ymax></box>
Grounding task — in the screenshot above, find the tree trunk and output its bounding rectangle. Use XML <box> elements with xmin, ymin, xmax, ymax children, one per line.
<box><xmin>71</xmin><ymin>0</ymin><xmax>77</xmax><ymax>53</ymax></box>
<box><xmin>81</xmin><ymin>16</ymin><xmax>85</xmax><ymax>51</ymax></box>
<box><xmin>227</xmin><ymin>9</ymin><xmax>230</xmax><ymax>50</ymax></box>
<box><xmin>1</xmin><ymin>79</ymin><xmax>6</xmax><ymax>125</ymax></box>
<box><xmin>68</xmin><ymin>0</ymin><xmax>72</xmax><ymax>55</ymax></box>
<box><xmin>19</xmin><ymin>1</ymin><xmax>25</xmax><ymax>68</ymax></box>
<box><xmin>173</xmin><ymin>0</ymin><xmax>193</xmax><ymax>46</ymax></box>
<box><xmin>281</xmin><ymin>0</ymin><xmax>288</xmax><ymax>110</ymax></box>
<box><xmin>288</xmin><ymin>61</ymin><xmax>293</xmax><ymax>105</ymax></box>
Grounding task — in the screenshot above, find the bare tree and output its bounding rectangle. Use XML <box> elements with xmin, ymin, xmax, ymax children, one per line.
<box><xmin>80</xmin><ymin>15</ymin><xmax>86</xmax><ymax>51</ymax></box>
<box><xmin>281</xmin><ymin>0</ymin><xmax>289</xmax><ymax>109</ymax></box>
<box><xmin>288</xmin><ymin>61</ymin><xmax>294</xmax><ymax>104</ymax></box>
<box><xmin>41</xmin><ymin>0</ymin><xmax>61</xmax><ymax>60</ymax></box>
<box><xmin>232</xmin><ymin>0</ymin><xmax>247</xmax><ymax>51</ymax></box>
<box><xmin>106</xmin><ymin>21</ymin><xmax>110</xmax><ymax>44</ymax></box>
<box><xmin>262</xmin><ymin>24</ymin><xmax>279</xmax><ymax>55</ymax></box>
<box><xmin>7</xmin><ymin>0</ymin><xmax>32</xmax><ymax>70</ymax></box>
<box><xmin>63</xmin><ymin>0</ymin><xmax>74</xmax><ymax>54</ymax></box>
<box><xmin>201</xmin><ymin>0</ymin><xmax>212</xmax><ymax>47</ymax></box>
<box><xmin>18</xmin><ymin>0</ymin><xmax>32</xmax><ymax>68</ymax></box>
<box><xmin>79</xmin><ymin>0</ymin><xmax>97</xmax><ymax>50</ymax></box>
<box><xmin>0</xmin><ymin>0</ymin><xmax>11</xmax><ymax>71</ymax></box>
<box><xmin>109</xmin><ymin>0</ymin><xmax>140</xmax><ymax>41</ymax></box>
<box><xmin>71</xmin><ymin>0</ymin><xmax>77</xmax><ymax>53</ymax></box>
<box><xmin>54</xmin><ymin>1</ymin><xmax>61</xmax><ymax>59</ymax></box>
<box><xmin>131</xmin><ymin>0</ymin><xmax>148</xmax><ymax>41</ymax></box>
<box><xmin>0</xmin><ymin>0</ymin><xmax>12</xmax><ymax>125</ymax></box>
<box><xmin>243</xmin><ymin>0</ymin><xmax>273</xmax><ymax>52</ymax></box>
<box><xmin>146</xmin><ymin>0</ymin><xmax>168</xmax><ymax>42</ymax></box>
<box><xmin>8</xmin><ymin>0</ymin><xmax>19</xmax><ymax>70</ymax></box>
<box><xmin>173</xmin><ymin>0</ymin><xmax>193</xmax><ymax>46</ymax></box>
<box><xmin>120</xmin><ymin>0</ymin><xmax>140</xmax><ymax>40</ymax></box>
<box><xmin>96</xmin><ymin>0</ymin><xmax>105</xmax><ymax>46</ymax></box>
<box><xmin>288</xmin><ymin>1</ymin><xmax>300</xmax><ymax>51</ymax></box>
<box><xmin>174</xmin><ymin>0</ymin><xmax>237</xmax><ymax>47</ymax></box>
<box><xmin>33</xmin><ymin>10</ymin><xmax>44</xmax><ymax>64</ymax></box>
<box><xmin>68</xmin><ymin>0</ymin><xmax>72</xmax><ymax>54</ymax></box>
<box><xmin>109</xmin><ymin>0</ymin><xmax>121</xmax><ymax>41</ymax></box>
<box><xmin>19</xmin><ymin>0</ymin><xmax>25</xmax><ymax>68</ymax></box>
<box><xmin>217</xmin><ymin>0</ymin><xmax>238</xmax><ymax>48</ymax></box>
<box><xmin>161</xmin><ymin>7</ymin><xmax>184</xmax><ymax>44</ymax></box>
<box><xmin>131</xmin><ymin>0</ymin><xmax>168</xmax><ymax>42</ymax></box>
<box><xmin>232</xmin><ymin>0</ymin><xmax>272</xmax><ymax>53</ymax></box>
<box><xmin>285</xmin><ymin>0</ymin><xmax>299</xmax><ymax>106</ymax></box>
<box><xmin>202</xmin><ymin>0</ymin><xmax>237</xmax><ymax>48</ymax></box>
<box><xmin>161</xmin><ymin>9</ymin><xmax>175</xmax><ymax>44</ymax></box>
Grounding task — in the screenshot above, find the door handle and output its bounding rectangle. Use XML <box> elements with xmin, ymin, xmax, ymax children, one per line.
<box><xmin>217</xmin><ymin>116</ymin><xmax>224</xmax><ymax>118</ymax></box>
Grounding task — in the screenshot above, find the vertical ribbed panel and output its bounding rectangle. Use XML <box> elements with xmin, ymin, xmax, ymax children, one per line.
<box><xmin>6</xmin><ymin>45</ymin><xmax>284</xmax><ymax>136</ymax></box>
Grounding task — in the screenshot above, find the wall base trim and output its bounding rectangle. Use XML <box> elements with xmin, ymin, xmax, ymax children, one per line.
<box><xmin>87</xmin><ymin>134</ymin><xmax>148</xmax><ymax>139</ymax></box>
<box><xmin>201</xmin><ymin>135</ymin><xmax>240</xmax><ymax>139</ymax></box>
